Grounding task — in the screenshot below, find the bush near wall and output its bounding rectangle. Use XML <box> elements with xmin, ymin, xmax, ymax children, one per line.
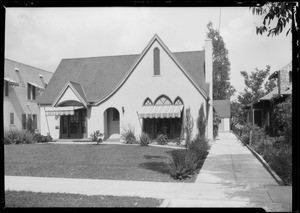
<box><xmin>236</xmin><ymin>124</ymin><xmax>292</xmax><ymax>185</ymax></box>
<box><xmin>156</xmin><ymin>134</ymin><xmax>168</xmax><ymax>145</ymax></box>
<box><xmin>139</xmin><ymin>132</ymin><xmax>151</xmax><ymax>146</ymax></box>
<box><xmin>121</xmin><ymin>125</ymin><xmax>137</xmax><ymax>144</ymax></box>
<box><xmin>3</xmin><ymin>130</ymin><xmax>53</xmax><ymax>144</ymax></box>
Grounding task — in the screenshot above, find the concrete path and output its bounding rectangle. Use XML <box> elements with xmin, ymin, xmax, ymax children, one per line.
<box><xmin>167</xmin><ymin>132</ymin><xmax>292</xmax><ymax>211</ymax></box>
<box><xmin>4</xmin><ymin>132</ymin><xmax>292</xmax><ymax>211</ymax></box>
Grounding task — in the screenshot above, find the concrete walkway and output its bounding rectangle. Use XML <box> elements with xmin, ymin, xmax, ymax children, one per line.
<box><xmin>5</xmin><ymin>132</ymin><xmax>292</xmax><ymax>211</ymax></box>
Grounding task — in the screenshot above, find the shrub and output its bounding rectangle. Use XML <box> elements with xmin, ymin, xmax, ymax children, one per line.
<box><xmin>3</xmin><ymin>130</ymin><xmax>36</xmax><ymax>144</ymax></box>
<box><xmin>196</xmin><ymin>104</ymin><xmax>206</xmax><ymax>138</ymax></box>
<box><xmin>89</xmin><ymin>130</ymin><xmax>103</xmax><ymax>143</ymax></box>
<box><xmin>188</xmin><ymin>134</ymin><xmax>210</xmax><ymax>157</ymax></box>
<box><xmin>213</xmin><ymin>110</ymin><xmax>221</xmax><ymax>140</ymax></box>
<box><xmin>184</xmin><ymin>107</ymin><xmax>194</xmax><ymax>148</ymax></box>
<box><xmin>139</xmin><ymin>132</ymin><xmax>151</xmax><ymax>146</ymax></box>
<box><xmin>121</xmin><ymin>125</ymin><xmax>137</xmax><ymax>144</ymax></box>
<box><xmin>156</xmin><ymin>134</ymin><xmax>168</xmax><ymax>145</ymax></box>
<box><xmin>33</xmin><ymin>133</ymin><xmax>53</xmax><ymax>143</ymax></box>
<box><xmin>174</xmin><ymin>137</ymin><xmax>181</xmax><ymax>146</ymax></box>
<box><xmin>169</xmin><ymin>149</ymin><xmax>199</xmax><ymax>180</ymax></box>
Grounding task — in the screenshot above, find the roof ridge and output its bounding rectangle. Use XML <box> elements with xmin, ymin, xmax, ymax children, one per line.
<box><xmin>5</xmin><ymin>58</ymin><xmax>53</xmax><ymax>74</ymax></box>
<box><xmin>62</xmin><ymin>53</ymin><xmax>140</xmax><ymax>61</ymax></box>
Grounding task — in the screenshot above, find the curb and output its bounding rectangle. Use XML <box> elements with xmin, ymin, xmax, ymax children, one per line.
<box><xmin>231</xmin><ymin>131</ymin><xmax>284</xmax><ymax>186</ymax></box>
<box><xmin>159</xmin><ymin>199</ymin><xmax>170</xmax><ymax>207</ymax></box>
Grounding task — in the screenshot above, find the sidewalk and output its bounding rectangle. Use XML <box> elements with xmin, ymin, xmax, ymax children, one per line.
<box><xmin>4</xmin><ymin>132</ymin><xmax>292</xmax><ymax>211</ymax></box>
<box><xmin>166</xmin><ymin>132</ymin><xmax>292</xmax><ymax>211</ymax></box>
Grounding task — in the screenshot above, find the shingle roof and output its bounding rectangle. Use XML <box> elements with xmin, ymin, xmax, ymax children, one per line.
<box><xmin>259</xmin><ymin>87</ymin><xmax>278</xmax><ymax>101</ymax></box>
<box><xmin>213</xmin><ymin>100</ymin><xmax>231</xmax><ymax>118</ymax></box>
<box><xmin>4</xmin><ymin>58</ymin><xmax>53</xmax><ymax>89</ymax></box>
<box><xmin>38</xmin><ymin>51</ymin><xmax>208</xmax><ymax>105</ymax></box>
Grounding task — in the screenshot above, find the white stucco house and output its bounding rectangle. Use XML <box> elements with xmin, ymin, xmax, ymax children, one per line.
<box><xmin>213</xmin><ymin>100</ymin><xmax>231</xmax><ymax>132</ymax></box>
<box><xmin>37</xmin><ymin>34</ymin><xmax>213</xmax><ymax>141</ymax></box>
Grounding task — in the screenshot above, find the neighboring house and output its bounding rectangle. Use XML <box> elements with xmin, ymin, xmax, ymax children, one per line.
<box><xmin>4</xmin><ymin>59</ymin><xmax>53</xmax><ymax>133</ymax></box>
<box><xmin>213</xmin><ymin>100</ymin><xmax>231</xmax><ymax>132</ymax></box>
<box><xmin>37</xmin><ymin>34</ymin><xmax>213</xmax><ymax>141</ymax></box>
<box><xmin>245</xmin><ymin>61</ymin><xmax>292</xmax><ymax>128</ymax></box>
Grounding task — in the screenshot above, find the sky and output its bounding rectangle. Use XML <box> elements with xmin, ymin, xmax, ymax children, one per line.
<box><xmin>5</xmin><ymin>7</ymin><xmax>292</xmax><ymax>101</ymax></box>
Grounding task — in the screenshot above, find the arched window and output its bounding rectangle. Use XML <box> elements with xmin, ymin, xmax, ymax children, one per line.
<box><xmin>174</xmin><ymin>97</ymin><xmax>184</xmax><ymax>105</ymax></box>
<box><xmin>153</xmin><ymin>48</ymin><xmax>160</xmax><ymax>75</ymax></box>
<box><xmin>154</xmin><ymin>95</ymin><xmax>172</xmax><ymax>105</ymax></box>
<box><xmin>143</xmin><ymin>98</ymin><xmax>153</xmax><ymax>106</ymax></box>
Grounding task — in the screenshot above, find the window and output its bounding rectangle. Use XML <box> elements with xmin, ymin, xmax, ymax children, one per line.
<box><xmin>153</xmin><ymin>48</ymin><xmax>160</xmax><ymax>75</ymax></box>
<box><xmin>289</xmin><ymin>71</ymin><xmax>292</xmax><ymax>83</ymax></box>
<box><xmin>22</xmin><ymin>114</ymin><xmax>26</xmax><ymax>129</ymax></box>
<box><xmin>155</xmin><ymin>95</ymin><xmax>172</xmax><ymax>105</ymax></box>
<box><xmin>27</xmin><ymin>83</ymin><xmax>36</xmax><ymax>100</ymax></box>
<box><xmin>33</xmin><ymin>114</ymin><xmax>37</xmax><ymax>130</ymax></box>
<box><xmin>10</xmin><ymin>113</ymin><xmax>14</xmax><ymax>125</ymax></box>
<box><xmin>174</xmin><ymin>97</ymin><xmax>184</xmax><ymax>105</ymax></box>
<box><xmin>5</xmin><ymin>81</ymin><xmax>9</xmax><ymax>97</ymax></box>
<box><xmin>113</xmin><ymin>108</ymin><xmax>119</xmax><ymax>121</ymax></box>
<box><xmin>143</xmin><ymin>98</ymin><xmax>153</xmax><ymax>106</ymax></box>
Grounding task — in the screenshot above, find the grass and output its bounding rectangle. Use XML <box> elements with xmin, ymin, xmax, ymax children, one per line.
<box><xmin>5</xmin><ymin>143</ymin><xmax>199</xmax><ymax>182</ymax></box>
<box><xmin>5</xmin><ymin>190</ymin><xmax>162</xmax><ymax>207</ymax></box>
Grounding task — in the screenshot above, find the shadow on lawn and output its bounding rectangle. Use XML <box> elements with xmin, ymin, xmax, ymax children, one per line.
<box><xmin>139</xmin><ymin>161</ymin><xmax>171</xmax><ymax>175</ymax></box>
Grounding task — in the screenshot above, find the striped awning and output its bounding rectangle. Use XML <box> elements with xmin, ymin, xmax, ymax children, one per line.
<box><xmin>139</xmin><ymin>105</ymin><xmax>183</xmax><ymax>119</ymax></box>
<box><xmin>28</xmin><ymin>81</ymin><xmax>45</xmax><ymax>91</ymax></box>
<box><xmin>45</xmin><ymin>106</ymin><xmax>83</xmax><ymax>116</ymax></box>
<box><xmin>4</xmin><ymin>77</ymin><xmax>19</xmax><ymax>86</ymax></box>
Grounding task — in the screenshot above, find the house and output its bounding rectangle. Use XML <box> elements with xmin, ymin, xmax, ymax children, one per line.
<box><xmin>4</xmin><ymin>59</ymin><xmax>53</xmax><ymax>133</ymax></box>
<box><xmin>213</xmin><ymin>100</ymin><xmax>231</xmax><ymax>132</ymax></box>
<box><xmin>245</xmin><ymin>61</ymin><xmax>292</xmax><ymax>128</ymax></box>
<box><xmin>37</xmin><ymin>34</ymin><xmax>213</xmax><ymax>141</ymax></box>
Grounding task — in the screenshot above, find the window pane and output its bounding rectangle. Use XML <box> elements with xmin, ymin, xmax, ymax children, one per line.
<box><xmin>27</xmin><ymin>83</ymin><xmax>31</xmax><ymax>99</ymax></box>
<box><xmin>27</xmin><ymin>114</ymin><xmax>32</xmax><ymax>132</ymax></box>
<box><xmin>10</xmin><ymin>113</ymin><xmax>14</xmax><ymax>125</ymax></box>
<box><xmin>32</xmin><ymin>86</ymin><xmax>36</xmax><ymax>100</ymax></box>
<box><xmin>22</xmin><ymin>114</ymin><xmax>26</xmax><ymax>129</ymax></box>
<box><xmin>154</xmin><ymin>48</ymin><xmax>160</xmax><ymax>75</ymax></box>
<box><xmin>5</xmin><ymin>81</ymin><xmax>9</xmax><ymax>97</ymax></box>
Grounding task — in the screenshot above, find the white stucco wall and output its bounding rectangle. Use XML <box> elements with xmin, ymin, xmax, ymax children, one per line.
<box><xmin>87</xmin><ymin>39</ymin><xmax>208</xmax><ymax>140</ymax></box>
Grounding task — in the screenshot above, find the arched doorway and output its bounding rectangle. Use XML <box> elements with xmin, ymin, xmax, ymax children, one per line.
<box><xmin>103</xmin><ymin>107</ymin><xmax>120</xmax><ymax>140</ymax></box>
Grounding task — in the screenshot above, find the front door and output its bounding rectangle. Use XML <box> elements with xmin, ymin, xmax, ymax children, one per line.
<box><xmin>60</xmin><ymin>109</ymin><xmax>85</xmax><ymax>139</ymax></box>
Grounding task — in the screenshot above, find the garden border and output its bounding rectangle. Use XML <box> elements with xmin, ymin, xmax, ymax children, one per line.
<box><xmin>231</xmin><ymin>131</ymin><xmax>284</xmax><ymax>186</ymax></box>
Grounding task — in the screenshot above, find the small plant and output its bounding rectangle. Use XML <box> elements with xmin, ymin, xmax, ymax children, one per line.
<box><xmin>3</xmin><ymin>130</ymin><xmax>36</xmax><ymax>144</ymax></box>
<box><xmin>121</xmin><ymin>125</ymin><xmax>137</xmax><ymax>144</ymax></box>
<box><xmin>33</xmin><ymin>133</ymin><xmax>53</xmax><ymax>143</ymax></box>
<box><xmin>139</xmin><ymin>132</ymin><xmax>151</xmax><ymax>146</ymax></box>
<box><xmin>89</xmin><ymin>130</ymin><xmax>103</xmax><ymax>144</ymax></box>
<box><xmin>174</xmin><ymin>137</ymin><xmax>181</xmax><ymax>146</ymax></box>
<box><xmin>156</xmin><ymin>134</ymin><xmax>168</xmax><ymax>145</ymax></box>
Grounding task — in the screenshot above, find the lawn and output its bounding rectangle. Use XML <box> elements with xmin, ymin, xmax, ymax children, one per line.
<box><xmin>5</xmin><ymin>143</ymin><xmax>197</xmax><ymax>182</ymax></box>
<box><xmin>5</xmin><ymin>190</ymin><xmax>162</xmax><ymax>207</ymax></box>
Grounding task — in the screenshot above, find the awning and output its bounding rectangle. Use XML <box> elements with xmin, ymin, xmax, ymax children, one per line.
<box><xmin>28</xmin><ymin>81</ymin><xmax>45</xmax><ymax>91</ymax></box>
<box><xmin>139</xmin><ymin>105</ymin><xmax>183</xmax><ymax>119</ymax></box>
<box><xmin>4</xmin><ymin>77</ymin><xmax>19</xmax><ymax>86</ymax></box>
<box><xmin>45</xmin><ymin>106</ymin><xmax>84</xmax><ymax>116</ymax></box>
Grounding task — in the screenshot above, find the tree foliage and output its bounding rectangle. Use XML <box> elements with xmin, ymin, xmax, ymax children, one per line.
<box><xmin>230</xmin><ymin>101</ymin><xmax>247</xmax><ymax>128</ymax></box>
<box><xmin>207</xmin><ymin>22</ymin><xmax>236</xmax><ymax>100</ymax></box>
<box><xmin>237</xmin><ymin>65</ymin><xmax>272</xmax><ymax>105</ymax></box>
<box><xmin>251</xmin><ymin>2</ymin><xmax>296</xmax><ymax>36</ymax></box>
<box><xmin>196</xmin><ymin>104</ymin><xmax>206</xmax><ymax>139</ymax></box>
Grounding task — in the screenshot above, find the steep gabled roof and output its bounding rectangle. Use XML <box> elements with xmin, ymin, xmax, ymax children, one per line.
<box><xmin>213</xmin><ymin>100</ymin><xmax>231</xmax><ymax>118</ymax></box>
<box><xmin>37</xmin><ymin>35</ymin><xmax>209</xmax><ymax>105</ymax></box>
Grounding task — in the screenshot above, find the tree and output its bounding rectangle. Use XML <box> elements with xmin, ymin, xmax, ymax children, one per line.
<box><xmin>196</xmin><ymin>104</ymin><xmax>206</xmax><ymax>138</ymax></box>
<box><xmin>237</xmin><ymin>65</ymin><xmax>272</xmax><ymax>105</ymax></box>
<box><xmin>230</xmin><ymin>101</ymin><xmax>247</xmax><ymax>128</ymax></box>
<box><xmin>251</xmin><ymin>2</ymin><xmax>297</xmax><ymax>36</ymax></box>
<box><xmin>184</xmin><ymin>107</ymin><xmax>194</xmax><ymax>148</ymax></box>
<box><xmin>207</xmin><ymin>21</ymin><xmax>236</xmax><ymax>100</ymax></box>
